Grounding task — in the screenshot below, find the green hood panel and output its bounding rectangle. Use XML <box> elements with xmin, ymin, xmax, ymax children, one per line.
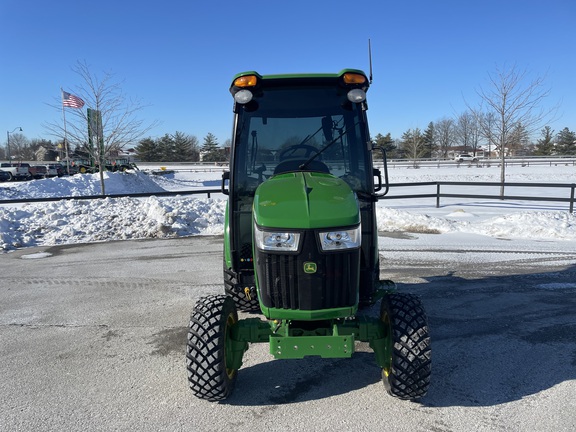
<box><xmin>253</xmin><ymin>172</ymin><xmax>359</xmax><ymax>229</ymax></box>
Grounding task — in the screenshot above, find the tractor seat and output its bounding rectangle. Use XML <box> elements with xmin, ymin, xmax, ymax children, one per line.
<box><xmin>273</xmin><ymin>160</ymin><xmax>330</xmax><ymax>175</ymax></box>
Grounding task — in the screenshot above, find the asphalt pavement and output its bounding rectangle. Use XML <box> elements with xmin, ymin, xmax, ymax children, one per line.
<box><xmin>1</xmin><ymin>236</ymin><xmax>576</xmax><ymax>432</ymax></box>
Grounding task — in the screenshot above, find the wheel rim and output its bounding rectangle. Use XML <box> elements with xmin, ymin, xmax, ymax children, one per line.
<box><xmin>224</xmin><ymin>312</ymin><xmax>237</xmax><ymax>379</ymax></box>
<box><xmin>381</xmin><ymin>309</ymin><xmax>393</xmax><ymax>378</ymax></box>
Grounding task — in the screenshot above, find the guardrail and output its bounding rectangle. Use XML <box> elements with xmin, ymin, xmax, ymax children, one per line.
<box><xmin>382</xmin><ymin>181</ymin><xmax>576</xmax><ymax>213</ymax></box>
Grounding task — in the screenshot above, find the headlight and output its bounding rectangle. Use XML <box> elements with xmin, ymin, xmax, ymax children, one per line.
<box><xmin>346</xmin><ymin>89</ymin><xmax>366</xmax><ymax>103</ymax></box>
<box><xmin>318</xmin><ymin>226</ymin><xmax>361</xmax><ymax>251</ymax></box>
<box><xmin>254</xmin><ymin>225</ymin><xmax>301</xmax><ymax>252</ymax></box>
<box><xmin>234</xmin><ymin>89</ymin><xmax>253</xmax><ymax>104</ymax></box>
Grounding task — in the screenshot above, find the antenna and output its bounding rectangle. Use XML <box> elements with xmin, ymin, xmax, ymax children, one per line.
<box><xmin>368</xmin><ymin>38</ymin><xmax>373</xmax><ymax>84</ymax></box>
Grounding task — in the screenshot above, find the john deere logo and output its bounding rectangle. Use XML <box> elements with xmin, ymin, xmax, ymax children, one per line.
<box><xmin>304</xmin><ymin>262</ymin><xmax>317</xmax><ymax>274</ymax></box>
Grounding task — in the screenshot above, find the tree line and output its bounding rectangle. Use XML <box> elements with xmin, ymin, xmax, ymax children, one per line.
<box><xmin>134</xmin><ymin>132</ymin><xmax>228</xmax><ymax>162</ymax></box>
<box><xmin>0</xmin><ymin>131</ymin><xmax>228</xmax><ymax>163</ymax></box>
<box><xmin>4</xmin><ymin>122</ymin><xmax>574</xmax><ymax>164</ymax></box>
<box><xmin>372</xmin><ymin>120</ymin><xmax>576</xmax><ymax>160</ymax></box>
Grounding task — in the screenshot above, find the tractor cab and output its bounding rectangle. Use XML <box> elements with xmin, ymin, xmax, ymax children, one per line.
<box><xmin>223</xmin><ymin>70</ymin><xmax>387</xmax><ymax>311</ymax></box>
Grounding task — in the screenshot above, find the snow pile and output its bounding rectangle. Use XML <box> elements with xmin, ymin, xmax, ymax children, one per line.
<box><xmin>376</xmin><ymin>207</ymin><xmax>576</xmax><ymax>241</ymax></box>
<box><xmin>0</xmin><ymin>196</ymin><xmax>226</xmax><ymax>250</ymax></box>
<box><xmin>377</xmin><ymin>208</ymin><xmax>455</xmax><ymax>234</ymax></box>
<box><xmin>0</xmin><ymin>170</ymin><xmax>165</xmax><ymax>199</ymax></box>
<box><xmin>1</xmin><ymin>165</ymin><xmax>575</xmax><ymax>251</ymax></box>
<box><xmin>470</xmin><ymin>211</ymin><xmax>576</xmax><ymax>240</ymax></box>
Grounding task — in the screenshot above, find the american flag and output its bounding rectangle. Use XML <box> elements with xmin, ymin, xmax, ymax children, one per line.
<box><xmin>62</xmin><ymin>91</ymin><xmax>85</xmax><ymax>109</ymax></box>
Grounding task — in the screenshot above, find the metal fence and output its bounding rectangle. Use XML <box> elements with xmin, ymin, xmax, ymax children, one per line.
<box><xmin>2</xmin><ymin>181</ymin><xmax>574</xmax><ymax>213</ymax></box>
<box><xmin>382</xmin><ymin>181</ymin><xmax>576</xmax><ymax>213</ymax></box>
<box><xmin>377</xmin><ymin>157</ymin><xmax>576</xmax><ymax>170</ymax></box>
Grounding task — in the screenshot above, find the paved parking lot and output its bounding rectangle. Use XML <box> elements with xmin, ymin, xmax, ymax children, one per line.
<box><xmin>1</xmin><ymin>236</ymin><xmax>576</xmax><ymax>431</ymax></box>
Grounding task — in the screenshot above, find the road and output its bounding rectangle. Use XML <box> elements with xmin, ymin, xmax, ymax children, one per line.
<box><xmin>1</xmin><ymin>236</ymin><xmax>576</xmax><ymax>432</ymax></box>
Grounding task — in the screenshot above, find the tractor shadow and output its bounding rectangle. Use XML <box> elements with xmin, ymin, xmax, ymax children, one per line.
<box><xmin>224</xmin><ymin>264</ymin><xmax>576</xmax><ymax>407</ymax></box>
<box><xmin>401</xmin><ymin>263</ymin><xmax>576</xmax><ymax>407</ymax></box>
<box><xmin>225</xmin><ymin>350</ymin><xmax>382</xmax><ymax>406</ymax></box>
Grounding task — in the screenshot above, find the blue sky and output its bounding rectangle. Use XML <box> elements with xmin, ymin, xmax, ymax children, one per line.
<box><xmin>1</xmin><ymin>0</ymin><xmax>575</xmax><ymax>147</ymax></box>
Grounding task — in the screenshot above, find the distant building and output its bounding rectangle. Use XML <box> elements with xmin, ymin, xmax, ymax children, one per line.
<box><xmin>35</xmin><ymin>145</ymin><xmax>58</xmax><ymax>161</ymax></box>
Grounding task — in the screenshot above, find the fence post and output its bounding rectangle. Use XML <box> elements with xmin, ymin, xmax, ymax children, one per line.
<box><xmin>570</xmin><ymin>184</ymin><xmax>575</xmax><ymax>213</ymax></box>
<box><xmin>436</xmin><ymin>183</ymin><xmax>441</xmax><ymax>208</ymax></box>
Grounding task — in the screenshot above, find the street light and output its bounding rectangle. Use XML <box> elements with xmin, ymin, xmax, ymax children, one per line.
<box><xmin>6</xmin><ymin>127</ymin><xmax>22</xmax><ymax>161</ymax></box>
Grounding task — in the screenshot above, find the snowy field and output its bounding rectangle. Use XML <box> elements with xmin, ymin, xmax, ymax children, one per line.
<box><xmin>0</xmin><ymin>163</ymin><xmax>575</xmax><ymax>253</ymax></box>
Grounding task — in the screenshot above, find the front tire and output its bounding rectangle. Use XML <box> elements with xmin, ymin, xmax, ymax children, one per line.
<box><xmin>186</xmin><ymin>295</ymin><xmax>238</xmax><ymax>401</ymax></box>
<box><xmin>380</xmin><ymin>293</ymin><xmax>431</xmax><ymax>400</ymax></box>
<box><xmin>224</xmin><ymin>265</ymin><xmax>260</xmax><ymax>312</ymax></box>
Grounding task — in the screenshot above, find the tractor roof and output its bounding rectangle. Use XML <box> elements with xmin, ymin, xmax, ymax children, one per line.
<box><xmin>230</xmin><ymin>69</ymin><xmax>370</xmax><ymax>91</ymax></box>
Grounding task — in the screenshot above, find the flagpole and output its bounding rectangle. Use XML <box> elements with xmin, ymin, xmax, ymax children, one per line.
<box><xmin>61</xmin><ymin>88</ymin><xmax>71</xmax><ymax>175</ymax></box>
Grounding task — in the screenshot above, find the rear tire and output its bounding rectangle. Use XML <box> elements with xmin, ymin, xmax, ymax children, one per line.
<box><xmin>186</xmin><ymin>295</ymin><xmax>238</xmax><ymax>401</ymax></box>
<box><xmin>380</xmin><ymin>293</ymin><xmax>431</xmax><ymax>400</ymax></box>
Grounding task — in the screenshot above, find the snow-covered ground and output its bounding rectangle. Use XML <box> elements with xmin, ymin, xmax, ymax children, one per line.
<box><xmin>0</xmin><ymin>163</ymin><xmax>575</xmax><ymax>253</ymax></box>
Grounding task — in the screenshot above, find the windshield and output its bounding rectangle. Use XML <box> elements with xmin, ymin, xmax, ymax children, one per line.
<box><xmin>232</xmin><ymin>86</ymin><xmax>371</xmax><ymax>199</ymax></box>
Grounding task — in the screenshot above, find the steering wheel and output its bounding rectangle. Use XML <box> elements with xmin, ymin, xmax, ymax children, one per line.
<box><xmin>278</xmin><ymin>144</ymin><xmax>318</xmax><ymax>160</ymax></box>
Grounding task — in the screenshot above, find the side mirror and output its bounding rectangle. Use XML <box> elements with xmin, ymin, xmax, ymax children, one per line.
<box><xmin>373</xmin><ymin>146</ymin><xmax>390</xmax><ymax>198</ymax></box>
<box><xmin>221</xmin><ymin>171</ymin><xmax>230</xmax><ymax>195</ymax></box>
<box><xmin>373</xmin><ymin>168</ymin><xmax>382</xmax><ymax>192</ymax></box>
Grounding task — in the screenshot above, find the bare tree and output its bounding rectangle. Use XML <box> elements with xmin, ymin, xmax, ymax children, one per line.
<box><xmin>455</xmin><ymin>111</ymin><xmax>481</xmax><ymax>156</ymax></box>
<box><xmin>4</xmin><ymin>133</ymin><xmax>28</xmax><ymax>161</ymax></box>
<box><xmin>434</xmin><ymin>118</ymin><xmax>456</xmax><ymax>158</ymax></box>
<box><xmin>400</xmin><ymin>128</ymin><xmax>426</xmax><ymax>167</ymax></box>
<box><xmin>45</xmin><ymin>60</ymin><xmax>159</xmax><ymax>194</ymax></box>
<box><xmin>468</xmin><ymin>64</ymin><xmax>556</xmax><ymax>196</ymax></box>
<box><xmin>478</xmin><ymin>112</ymin><xmax>497</xmax><ymax>160</ymax></box>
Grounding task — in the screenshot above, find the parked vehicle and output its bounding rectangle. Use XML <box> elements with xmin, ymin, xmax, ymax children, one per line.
<box><xmin>44</xmin><ymin>164</ymin><xmax>61</xmax><ymax>177</ymax></box>
<box><xmin>29</xmin><ymin>165</ymin><xmax>48</xmax><ymax>179</ymax></box>
<box><xmin>454</xmin><ymin>153</ymin><xmax>479</xmax><ymax>162</ymax></box>
<box><xmin>107</xmin><ymin>158</ymin><xmax>138</xmax><ymax>172</ymax></box>
<box><xmin>65</xmin><ymin>164</ymin><xmax>79</xmax><ymax>175</ymax></box>
<box><xmin>71</xmin><ymin>159</ymin><xmax>96</xmax><ymax>174</ymax></box>
<box><xmin>71</xmin><ymin>158</ymin><xmax>138</xmax><ymax>174</ymax></box>
<box><xmin>0</xmin><ymin>162</ymin><xmax>31</xmax><ymax>181</ymax></box>
<box><xmin>53</xmin><ymin>163</ymin><xmax>67</xmax><ymax>176</ymax></box>
<box><xmin>58</xmin><ymin>161</ymin><xmax>78</xmax><ymax>175</ymax></box>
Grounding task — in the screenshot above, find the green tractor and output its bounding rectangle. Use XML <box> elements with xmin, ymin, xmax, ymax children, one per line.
<box><xmin>186</xmin><ymin>69</ymin><xmax>431</xmax><ymax>401</ymax></box>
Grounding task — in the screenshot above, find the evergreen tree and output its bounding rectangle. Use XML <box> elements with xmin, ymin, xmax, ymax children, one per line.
<box><xmin>173</xmin><ymin>131</ymin><xmax>199</xmax><ymax>161</ymax></box>
<box><xmin>508</xmin><ymin>123</ymin><xmax>530</xmax><ymax>156</ymax></box>
<box><xmin>158</xmin><ymin>134</ymin><xmax>176</xmax><ymax>162</ymax></box>
<box><xmin>135</xmin><ymin>137</ymin><xmax>159</xmax><ymax>161</ymax></box>
<box><xmin>422</xmin><ymin>122</ymin><xmax>436</xmax><ymax>158</ymax></box>
<box><xmin>200</xmin><ymin>133</ymin><xmax>223</xmax><ymax>162</ymax></box>
<box><xmin>555</xmin><ymin>127</ymin><xmax>576</xmax><ymax>155</ymax></box>
<box><xmin>533</xmin><ymin>126</ymin><xmax>555</xmax><ymax>156</ymax></box>
<box><xmin>372</xmin><ymin>133</ymin><xmax>396</xmax><ymax>159</ymax></box>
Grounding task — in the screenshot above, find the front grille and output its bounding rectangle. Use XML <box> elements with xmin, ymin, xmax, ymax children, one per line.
<box><xmin>256</xmin><ymin>232</ymin><xmax>359</xmax><ymax>310</ymax></box>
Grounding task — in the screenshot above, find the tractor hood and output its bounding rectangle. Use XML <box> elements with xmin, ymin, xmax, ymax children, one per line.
<box><xmin>253</xmin><ymin>172</ymin><xmax>359</xmax><ymax>229</ymax></box>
